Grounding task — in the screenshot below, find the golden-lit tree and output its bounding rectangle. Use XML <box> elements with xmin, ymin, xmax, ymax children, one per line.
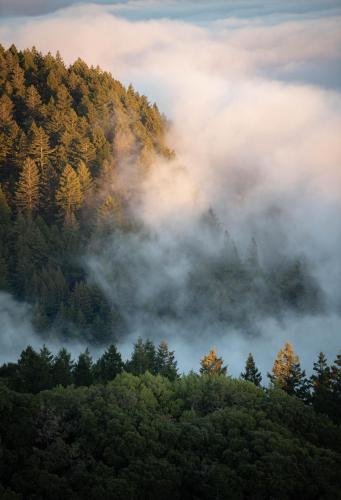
<box><xmin>15</xmin><ymin>158</ymin><xmax>40</xmax><ymax>214</ymax></box>
<box><xmin>55</xmin><ymin>164</ymin><xmax>82</xmax><ymax>220</ymax></box>
<box><xmin>77</xmin><ymin>160</ymin><xmax>93</xmax><ymax>198</ymax></box>
<box><xmin>268</xmin><ymin>341</ymin><xmax>308</xmax><ymax>396</ymax></box>
<box><xmin>200</xmin><ymin>347</ymin><xmax>227</xmax><ymax>375</ymax></box>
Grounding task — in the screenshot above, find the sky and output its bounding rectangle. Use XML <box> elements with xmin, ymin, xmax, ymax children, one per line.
<box><xmin>0</xmin><ymin>0</ymin><xmax>340</xmax><ymax>375</ymax></box>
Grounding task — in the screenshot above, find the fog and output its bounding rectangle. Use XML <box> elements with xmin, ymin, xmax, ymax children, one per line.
<box><xmin>0</xmin><ymin>1</ymin><xmax>340</xmax><ymax>375</ymax></box>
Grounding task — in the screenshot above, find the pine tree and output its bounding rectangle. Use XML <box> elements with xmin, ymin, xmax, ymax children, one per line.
<box><xmin>93</xmin><ymin>344</ymin><xmax>123</xmax><ymax>383</ymax></box>
<box><xmin>25</xmin><ymin>84</ymin><xmax>42</xmax><ymax>111</ymax></box>
<box><xmin>310</xmin><ymin>352</ymin><xmax>332</xmax><ymax>413</ymax></box>
<box><xmin>155</xmin><ymin>340</ymin><xmax>178</xmax><ymax>380</ymax></box>
<box><xmin>29</xmin><ymin>122</ymin><xmax>54</xmax><ymax>170</ymax></box>
<box><xmin>52</xmin><ymin>348</ymin><xmax>74</xmax><ymax>387</ymax></box>
<box><xmin>331</xmin><ymin>352</ymin><xmax>341</xmax><ymax>421</ymax></box>
<box><xmin>74</xmin><ymin>348</ymin><xmax>93</xmax><ymax>387</ymax></box>
<box><xmin>15</xmin><ymin>157</ymin><xmax>40</xmax><ymax>214</ymax></box>
<box><xmin>268</xmin><ymin>341</ymin><xmax>308</xmax><ymax>397</ymax></box>
<box><xmin>55</xmin><ymin>163</ymin><xmax>83</xmax><ymax>220</ymax></box>
<box><xmin>17</xmin><ymin>345</ymin><xmax>53</xmax><ymax>393</ymax></box>
<box><xmin>77</xmin><ymin>160</ymin><xmax>93</xmax><ymax>198</ymax></box>
<box><xmin>200</xmin><ymin>347</ymin><xmax>227</xmax><ymax>375</ymax></box>
<box><xmin>241</xmin><ymin>353</ymin><xmax>262</xmax><ymax>386</ymax></box>
<box><xmin>126</xmin><ymin>337</ymin><xmax>157</xmax><ymax>375</ymax></box>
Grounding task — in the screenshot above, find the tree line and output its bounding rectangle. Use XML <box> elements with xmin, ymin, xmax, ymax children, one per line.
<box><xmin>1</xmin><ymin>339</ymin><xmax>340</xmax><ymax>424</ymax></box>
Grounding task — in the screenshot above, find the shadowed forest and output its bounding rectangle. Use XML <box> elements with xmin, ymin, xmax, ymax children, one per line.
<box><xmin>0</xmin><ymin>339</ymin><xmax>341</xmax><ymax>499</ymax></box>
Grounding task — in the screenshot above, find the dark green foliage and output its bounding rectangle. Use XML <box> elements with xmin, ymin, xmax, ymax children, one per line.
<box><xmin>155</xmin><ymin>340</ymin><xmax>179</xmax><ymax>380</ymax></box>
<box><xmin>0</xmin><ymin>373</ymin><xmax>340</xmax><ymax>499</ymax></box>
<box><xmin>240</xmin><ymin>352</ymin><xmax>262</xmax><ymax>386</ymax></box>
<box><xmin>16</xmin><ymin>345</ymin><xmax>53</xmax><ymax>393</ymax></box>
<box><xmin>73</xmin><ymin>348</ymin><xmax>93</xmax><ymax>387</ymax></box>
<box><xmin>126</xmin><ymin>337</ymin><xmax>157</xmax><ymax>375</ymax></box>
<box><xmin>51</xmin><ymin>347</ymin><xmax>74</xmax><ymax>387</ymax></box>
<box><xmin>93</xmin><ymin>344</ymin><xmax>124</xmax><ymax>383</ymax></box>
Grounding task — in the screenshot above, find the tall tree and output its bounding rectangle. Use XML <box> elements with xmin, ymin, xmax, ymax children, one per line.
<box><xmin>126</xmin><ymin>337</ymin><xmax>157</xmax><ymax>375</ymax></box>
<box><xmin>200</xmin><ymin>347</ymin><xmax>227</xmax><ymax>375</ymax></box>
<box><xmin>55</xmin><ymin>163</ymin><xmax>82</xmax><ymax>221</ymax></box>
<box><xmin>77</xmin><ymin>160</ymin><xmax>93</xmax><ymax>198</ymax></box>
<box><xmin>310</xmin><ymin>352</ymin><xmax>332</xmax><ymax>414</ymax></box>
<box><xmin>241</xmin><ymin>353</ymin><xmax>262</xmax><ymax>386</ymax></box>
<box><xmin>268</xmin><ymin>341</ymin><xmax>308</xmax><ymax>398</ymax></box>
<box><xmin>155</xmin><ymin>340</ymin><xmax>178</xmax><ymax>380</ymax></box>
<box><xmin>17</xmin><ymin>345</ymin><xmax>52</xmax><ymax>393</ymax></box>
<box><xmin>29</xmin><ymin>122</ymin><xmax>54</xmax><ymax>170</ymax></box>
<box><xmin>73</xmin><ymin>348</ymin><xmax>93</xmax><ymax>387</ymax></box>
<box><xmin>52</xmin><ymin>348</ymin><xmax>74</xmax><ymax>387</ymax></box>
<box><xmin>93</xmin><ymin>344</ymin><xmax>123</xmax><ymax>383</ymax></box>
<box><xmin>330</xmin><ymin>352</ymin><xmax>341</xmax><ymax>422</ymax></box>
<box><xmin>15</xmin><ymin>157</ymin><xmax>40</xmax><ymax>214</ymax></box>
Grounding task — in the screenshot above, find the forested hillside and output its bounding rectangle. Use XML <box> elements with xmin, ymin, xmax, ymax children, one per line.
<box><xmin>0</xmin><ymin>44</ymin><xmax>326</xmax><ymax>344</ymax></box>
<box><xmin>0</xmin><ymin>44</ymin><xmax>172</xmax><ymax>342</ymax></box>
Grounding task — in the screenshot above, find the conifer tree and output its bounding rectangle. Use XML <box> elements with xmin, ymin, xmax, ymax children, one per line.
<box><xmin>25</xmin><ymin>84</ymin><xmax>42</xmax><ymax>111</ymax></box>
<box><xmin>52</xmin><ymin>348</ymin><xmax>74</xmax><ymax>387</ymax></box>
<box><xmin>268</xmin><ymin>341</ymin><xmax>308</xmax><ymax>397</ymax></box>
<box><xmin>126</xmin><ymin>337</ymin><xmax>157</xmax><ymax>375</ymax></box>
<box><xmin>77</xmin><ymin>160</ymin><xmax>93</xmax><ymax>198</ymax></box>
<box><xmin>310</xmin><ymin>352</ymin><xmax>332</xmax><ymax>413</ymax></box>
<box><xmin>155</xmin><ymin>341</ymin><xmax>178</xmax><ymax>380</ymax></box>
<box><xmin>55</xmin><ymin>163</ymin><xmax>82</xmax><ymax>220</ymax></box>
<box><xmin>17</xmin><ymin>345</ymin><xmax>53</xmax><ymax>393</ymax></box>
<box><xmin>74</xmin><ymin>348</ymin><xmax>93</xmax><ymax>387</ymax></box>
<box><xmin>15</xmin><ymin>157</ymin><xmax>40</xmax><ymax>214</ymax></box>
<box><xmin>241</xmin><ymin>353</ymin><xmax>262</xmax><ymax>386</ymax></box>
<box><xmin>200</xmin><ymin>347</ymin><xmax>227</xmax><ymax>375</ymax></box>
<box><xmin>29</xmin><ymin>122</ymin><xmax>54</xmax><ymax>170</ymax></box>
<box><xmin>93</xmin><ymin>344</ymin><xmax>124</xmax><ymax>383</ymax></box>
<box><xmin>331</xmin><ymin>352</ymin><xmax>341</xmax><ymax>416</ymax></box>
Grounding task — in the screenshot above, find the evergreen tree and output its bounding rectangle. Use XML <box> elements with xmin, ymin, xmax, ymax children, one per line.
<box><xmin>330</xmin><ymin>352</ymin><xmax>341</xmax><ymax>422</ymax></box>
<box><xmin>51</xmin><ymin>348</ymin><xmax>74</xmax><ymax>387</ymax></box>
<box><xmin>74</xmin><ymin>348</ymin><xmax>93</xmax><ymax>386</ymax></box>
<box><xmin>310</xmin><ymin>352</ymin><xmax>332</xmax><ymax>414</ymax></box>
<box><xmin>241</xmin><ymin>353</ymin><xmax>262</xmax><ymax>386</ymax></box>
<box><xmin>126</xmin><ymin>337</ymin><xmax>157</xmax><ymax>375</ymax></box>
<box><xmin>15</xmin><ymin>157</ymin><xmax>40</xmax><ymax>214</ymax></box>
<box><xmin>29</xmin><ymin>122</ymin><xmax>54</xmax><ymax>170</ymax></box>
<box><xmin>17</xmin><ymin>345</ymin><xmax>52</xmax><ymax>393</ymax></box>
<box><xmin>55</xmin><ymin>163</ymin><xmax>82</xmax><ymax>221</ymax></box>
<box><xmin>200</xmin><ymin>347</ymin><xmax>227</xmax><ymax>375</ymax></box>
<box><xmin>268</xmin><ymin>341</ymin><xmax>308</xmax><ymax>398</ymax></box>
<box><xmin>155</xmin><ymin>340</ymin><xmax>178</xmax><ymax>380</ymax></box>
<box><xmin>93</xmin><ymin>344</ymin><xmax>123</xmax><ymax>383</ymax></box>
<box><xmin>77</xmin><ymin>160</ymin><xmax>93</xmax><ymax>198</ymax></box>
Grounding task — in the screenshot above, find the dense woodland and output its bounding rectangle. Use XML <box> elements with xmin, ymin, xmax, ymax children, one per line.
<box><xmin>0</xmin><ymin>340</ymin><xmax>341</xmax><ymax>499</ymax></box>
<box><xmin>0</xmin><ymin>45</ymin><xmax>324</xmax><ymax>345</ymax></box>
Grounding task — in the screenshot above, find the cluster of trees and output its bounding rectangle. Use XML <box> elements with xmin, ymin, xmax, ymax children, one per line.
<box><xmin>1</xmin><ymin>339</ymin><xmax>340</xmax><ymax>424</ymax></box>
<box><xmin>1</xmin><ymin>368</ymin><xmax>340</xmax><ymax>499</ymax></box>
<box><xmin>0</xmin><ymin>44</ymin><xmax>171</xmax><ymax>341</ymax></box>
<box><xmin>0</xmin><ymin>338</ymin><xmax>178</xmax><ymax>393</ymax></box>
